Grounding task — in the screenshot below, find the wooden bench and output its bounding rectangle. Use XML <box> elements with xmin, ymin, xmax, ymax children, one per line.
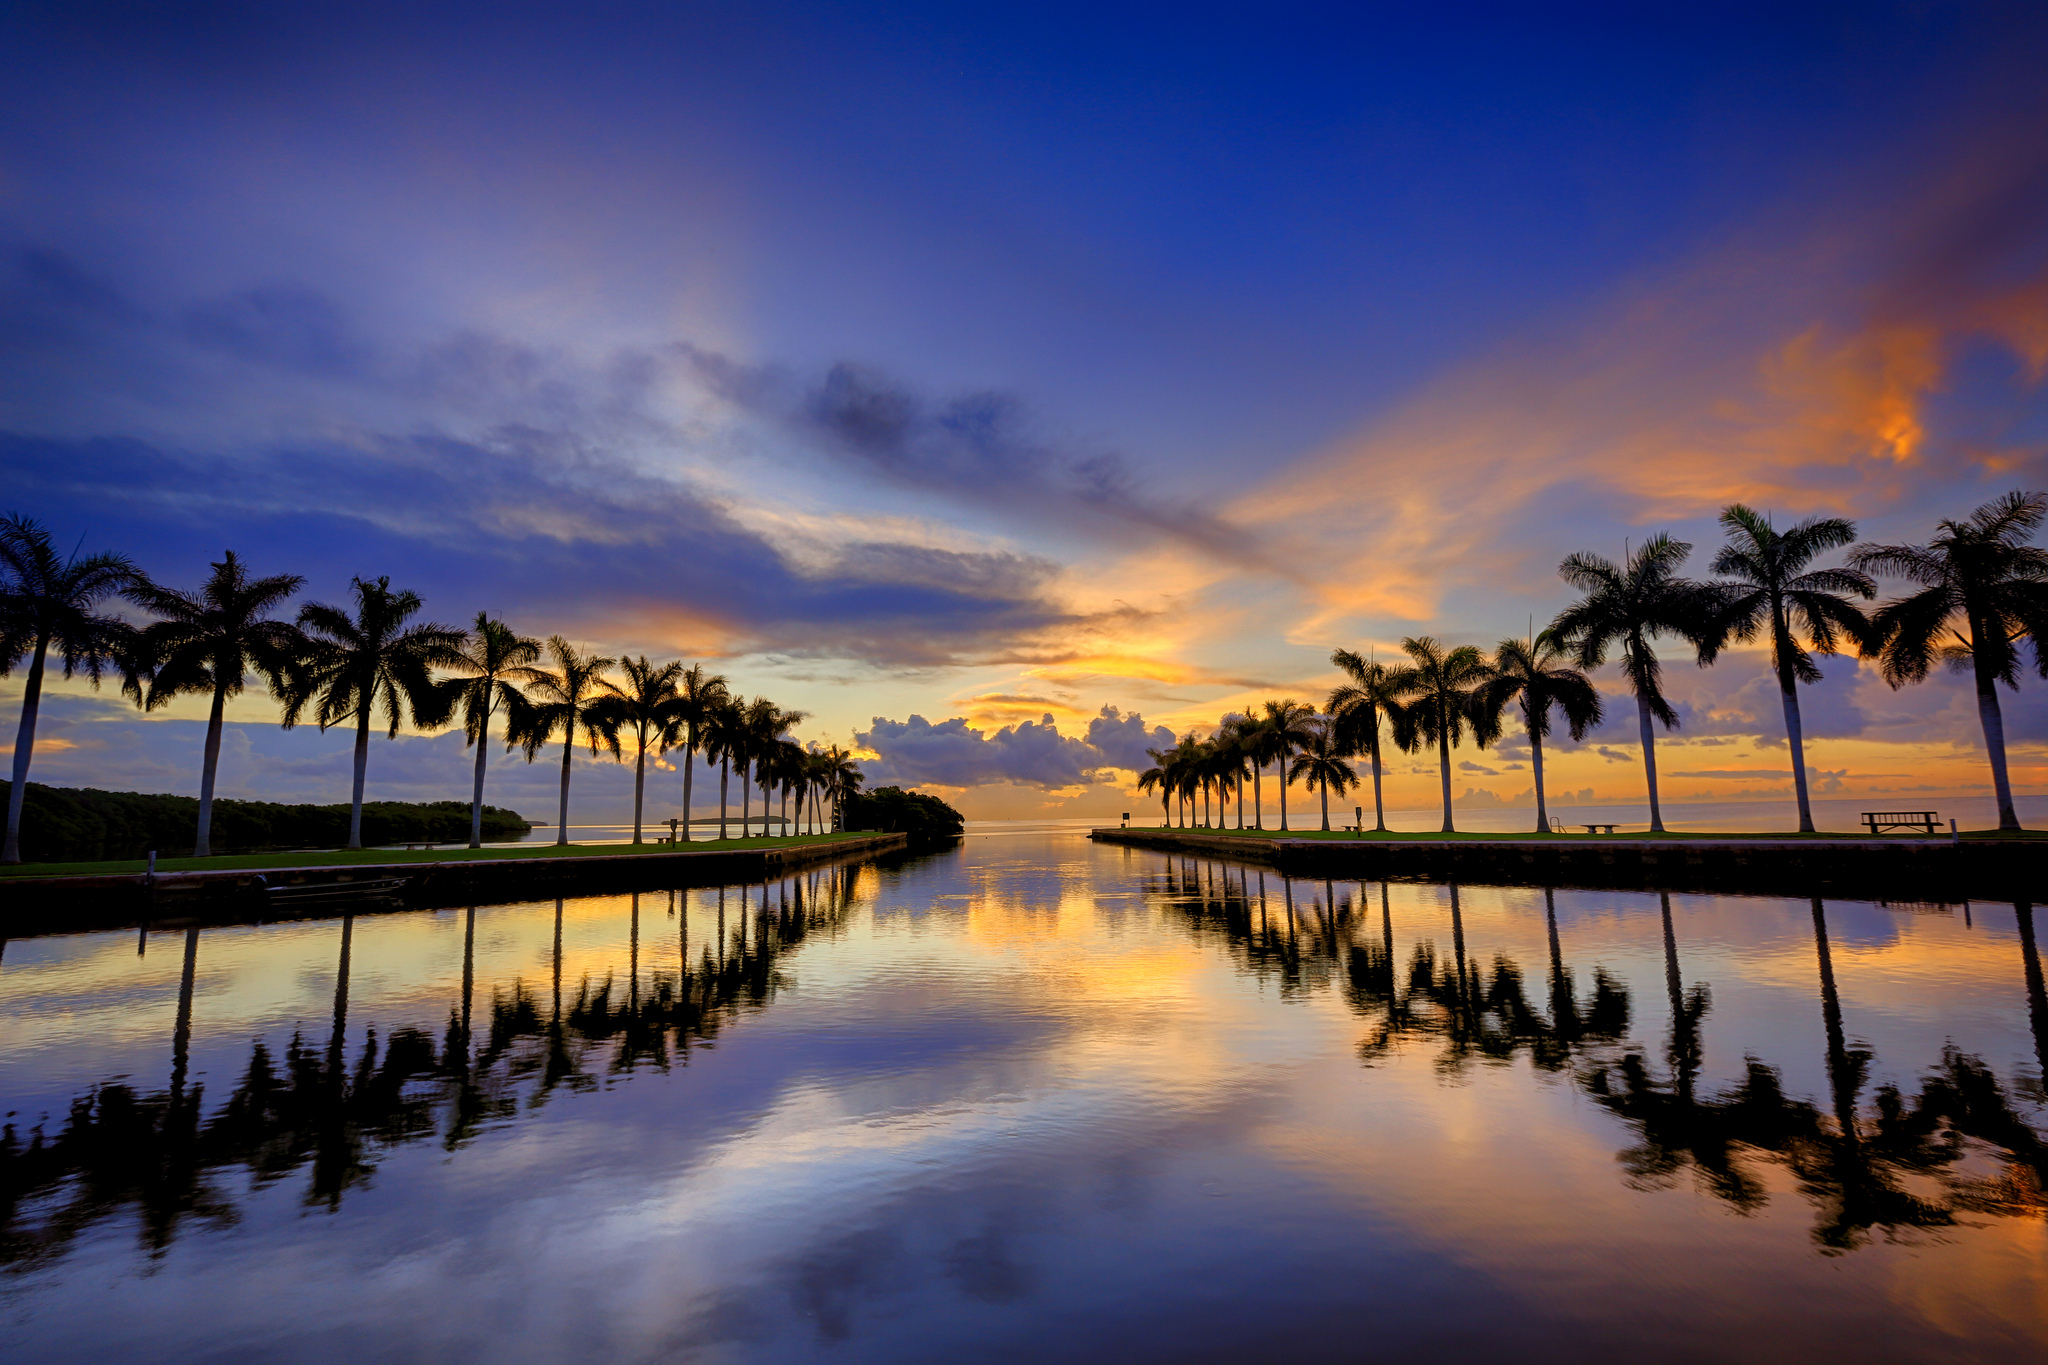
<box><xmin>1862</xmin><ymin>810</ymin><xmax>1938</xmax><ymax>834</ymax></box>
<box><xmin>1580</xmin><ymin>823</ymin><xmax>1617</xmax><ymax>835</ymax></box>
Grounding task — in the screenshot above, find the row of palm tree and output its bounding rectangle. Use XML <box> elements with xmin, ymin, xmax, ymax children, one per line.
<box><xmin>0</xmin><ymin>520</ymin><xmax>865</xmax><ymax>862</ymax></box>
<box><xmin>1139</xmin><ymin>492</ymin><xmax>2048</xmax><ymax>835</ymax></box>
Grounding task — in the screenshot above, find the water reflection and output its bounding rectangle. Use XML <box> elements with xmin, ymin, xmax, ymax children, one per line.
<box><xmin>1138</xmin><ymin>856</ymin><xmax>2048</xmax><ymax>1252</ymax></box>
<box><xmin>4</xmin><ymin>840</ymin><xmax>2048</xmax><ymax>1360</ymax></box>
<box><xmin>1583</xmin><ymin>893</ymin><xmax>2048</xmax><ymax>1252</ymax></box>
<box><xmin>0</xmin><ymin>867</ymin><xmax>861</xmax><ymax>1270</ymax></box>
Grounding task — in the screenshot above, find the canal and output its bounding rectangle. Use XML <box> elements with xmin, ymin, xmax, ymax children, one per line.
<box><xmin>2</xmin><ymin>829</ymin><xmax>2044</xmax><ymax>1362</ymax></box>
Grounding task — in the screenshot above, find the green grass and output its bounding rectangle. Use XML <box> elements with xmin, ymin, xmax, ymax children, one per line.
<box><xmin>1106</xmin><ymin>825</ymin><xmax>2041</xmax><ymax>842</ymax></box>
<box><xmin>0</xmin><ymin>831</ymin><xmax>880</xmax><ymax>879</ymax></box>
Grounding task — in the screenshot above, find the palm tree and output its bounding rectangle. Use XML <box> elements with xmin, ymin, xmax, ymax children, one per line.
<box><xmin>1387</xmin><ymin>636</ymin><xmax>1492</xmax><ymax>834</ymax></box>
<box><xmin>700</xmin><ymin>696</ymin><xmax>744</xmax><ymax>839</ymax></box>
<box><xmin>1851</xmin><ymin>491</ymin><xmax>2048</xmax><ymax>831</ymax></box>
<box><xmin>673</xmin><ymin>664</ymin><xmax>729</xmax><ymax>841</ymax></box>
<box><xmin>817</xmin><ymin>744</ymin><xmax>863</xmax><ymax>831</ymax></box>
<box><xmin>587</xmin><ymin>655</ymin><xmax>685</xmax><ymax>844</ymax></box>
<box><xmin>283</xmin><ymin>576</ymin><xmax>466</xmax><ymax>850</ymax></box>
<box><xmin>1328</xmin><ymin>649</ymin><xmax>1406</xmax><ymax>832</ymax></box>
<box><xmin>1551</xmin><ymin>535</ymin><xmax>1722</xmax><ymax>834</ymax></box>
<box><xmin>1236</xmin><ymin>714</ymin><xmax>1272</xmax><ymax>827</ymax></box>
<box><xmin>439</xmin><ymin>615</ymin><xmax>545</xmax><ymax>849</ymax></box>
<box><xmin>1170</xmin><ymin>732</ymin><xmax>1207</xmax><ymax>827</ymax></box>
<box><xmin>0</xmin><ymin>514</ymin><xmax>141</xmax><ymax>863</ymax></box>
<box><xmin>1288</xmin><ymin>725</ymin><xmax>1356</xmax><ymax>831</ymax></box>
<box><xmin>129</xmin><ymin>551</ymin><xmax>305</xmax><ymax>858</ymax></box>
<box><xmin>1712</xmin><ymin>506</ymin><xmax>1876</xmax><ymax>833</ymax></box>
<box><xmin>1137</xmin><ymin>748</ymin><xmax>1171</xmax><ymax>827</ymax></box>
<box><xmin>1213</xmin><ymin>719</ymin><xmax>1249</xmax><ymax>828</ymax></box>
<box><xmin>1473</xmin><ymin>631</ymin><xmax>1603</xmax><ymax>834</ymax></box>
<box><xmin>1260</xmin><ymin>699</ymin><xmax>1320</xmax><ymax>832</ymax></box>
<box><xmin>735</xmin><ymin>697</ymin><xmax>803</xmax><ymax>837</ymax></box>
<box><xmin>512</xmin><ymin>636</ymin><xmax>620</xmax><ymax>847</ymax></box>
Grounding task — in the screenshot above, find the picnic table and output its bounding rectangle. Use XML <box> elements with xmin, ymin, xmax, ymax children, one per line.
<box><xmin>1862</xmin><ymin>810</ymin><xmax>1939</xmax><ymax>834</ymax></box>
<box><xmin>1580</xmin><ymin>823</ymin><xmax>1618</xmax><ymax>835</ymax></box>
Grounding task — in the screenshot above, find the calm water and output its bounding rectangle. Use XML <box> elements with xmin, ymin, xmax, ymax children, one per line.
<box><xmin>3</xmin><ymin>831</ymin><xmax>2046</xmax><ymax>1362</ymax></box>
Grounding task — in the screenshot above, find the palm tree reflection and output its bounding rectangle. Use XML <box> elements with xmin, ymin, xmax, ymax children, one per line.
<box><xmin>0</xmin><ymin>872</ymin><xmax>855</xmax><ymax>1269</ymax></box>
<box><xmin>1583</xmin><ymin>894</ymin><xmax>2047</xmax><ymax>1251</ymax></box>
<box><xmin>1147</xmin><ymin>856</ymin><xmax>2048</xmax><ymax>1250</ymax></box>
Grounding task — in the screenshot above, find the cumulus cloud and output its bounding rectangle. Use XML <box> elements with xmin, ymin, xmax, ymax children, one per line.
<box><xmin>855</xmin><ymin>704</ymin><xmax>1174</xmax><ymax>790</ymax></box>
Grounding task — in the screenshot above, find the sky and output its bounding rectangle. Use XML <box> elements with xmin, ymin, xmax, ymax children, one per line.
<box><xmin>4</xmin><ymin>1</ymin><xmax>2048</xmax><ymax>826</ymax></box>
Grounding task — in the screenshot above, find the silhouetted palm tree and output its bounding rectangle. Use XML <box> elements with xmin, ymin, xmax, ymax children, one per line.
<box><xmin>1237</xmin><ymin>714</ymin><xmax>1273</xmax><ymax>827</ymax></box>
<box><xmin>1851</xmin><ymin>491</ymin><xmax>2048</xmax><ymax>831</ymax></box>
<box><xmin>1712</xmin><ymin>506</ymin><xmax>1876</xmax><ymax>832</ymax></box>
<box><xmin>1214</xmin><ymin>717</ymin><xmax>1251</xmax><ymax>828</ymax></box>
<box><xmin>1137</xmin><ymin>749</ymin><xmax>1171</xmax><ymax>827</ymax></box>
<box><xmin>587</xmin><ymin>655</ymin><xmax>685</xmax><ymax>844</ymax></box>
<box><xmin>1328</xmin><ymin>649</ymin><xmax>1405</xmax><ymax>832</ymax></box>
<box><xmin>439</xmin><ymin>615</ymin><xmax>545</xmax><ymax>848</ymax></box>
<box><xmin>1387</xmin><ymin>636</ymin><xmax>1491</xmax><ymax>833</ymax></box>
<box><xmin>700</xmin><ymin>696</ymin><xmax>744</xmax><ymax>839</ymax></box>
<box><xmin>1288</xmin><ymin>726</ymin><xmax>1356</xmax><ymax>831</ymax></box>
<box><xmin>817</xmin><ymin>744</ymin><xmax>863</xmax><ymax>831</ymax></box>
<box><xmin>129</xmin><ymin>551</ymin><xmax>306</xmax><ymax>857</ymax></box>
<box><xmin>282</xmin><ymin>576</ymin><xmax>465</xmax><ymax>850</ymax></box>
<box><xmin>512</xmin><ymin>637</ymin><xmax>620</xmax><ymax>847</ymax></box>
<box><xmin>673</xmin><ymin>663</ymin><xmax>729</xmax><ymax>839</ymax></box>
<box><xmin>1474</xmin><ymin>630</ymin><xmax>1603</xmax><ymax>834</ymax></box>
<box><xmin>1552</xmin><ymin>535</ymin><xmax>1721</xmax><ymax>833</ymax></box>
<box><xmin>0</xmin><ymin>514</ymin><xmax>141</xmax><ymax>863</ymax></box>
<box><xmin>1260</xmin><ymin>700</ymin><xmax>1320</xmax><ymax>831</ymax></box>
<box><xmin>736</xmin><ymin>697</ymin><xmax>803</xmax><ymax>837</ymax></box>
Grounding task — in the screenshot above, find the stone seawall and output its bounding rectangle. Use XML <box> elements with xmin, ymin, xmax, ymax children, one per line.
<box><xmin>0</xmin><ymin>833</ymin><xmax>911</xmax><ymax>935</ymax></box>
<box><xmin>1089</xmin><ymin>828</ymin><xmax>2044</xmax><ymax>902</ymax></box>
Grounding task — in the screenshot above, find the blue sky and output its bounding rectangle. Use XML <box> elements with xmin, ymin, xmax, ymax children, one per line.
<box><xmin>5</xmin><ymin>2</ymin><xmax>2048</xmax><ymax>821</ymax></box>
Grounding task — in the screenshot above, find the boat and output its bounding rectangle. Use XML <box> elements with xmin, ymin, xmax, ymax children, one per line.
<box><xmin>260</xmin><ymin>874</ymin><xmax>410</xmax><ymax>905</ymax></box>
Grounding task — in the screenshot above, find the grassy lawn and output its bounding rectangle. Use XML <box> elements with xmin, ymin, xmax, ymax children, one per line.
<box><xmin>1105</xmin><ymin>825</ymin><xmax>2040</xmax><ymax>842</ymax></box>
<box><xmin>0</xmin><ymin>832</ymin><xmax>878</xmax><ymax>880</ymax></box>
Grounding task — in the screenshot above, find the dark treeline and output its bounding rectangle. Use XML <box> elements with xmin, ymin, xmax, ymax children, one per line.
<box><xmin>1139</xmin><ymin>857</ymin><xmax>2048</xmax><ymax>1251</ymax></box>
<box><xmin>840</xmin><ymin>786</ymin><xmax>966</xmax><ymax>844</ymax></box>
<box><xmin>0</xmin><ymin>780</ymin><xmax>531</xmax><ymax>862</ymax></box>
<box><xmin>1139</xmin><ymin>494</ymin><xmax>2048</xmax><ymax>836</ymax></box>
<box><xmin>0</xmin><ymin>866</ymin><xmax>862</xmax><ymax>1270</ymax></box>
<box><xmin>0</xmin><ymin>515</ymin><xmax>875</xmax><ymax>864</ymax></box>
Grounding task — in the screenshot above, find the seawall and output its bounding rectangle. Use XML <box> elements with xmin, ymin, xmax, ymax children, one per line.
<box><xmin>1089</xmin><ymin>828</ymin><xmax>2045</xmax><ymax>902</ymax></box>
<box><xmin>0</xmin><ymin>833</ymin><xmax>911</xmax><ymax>935</ymax></box>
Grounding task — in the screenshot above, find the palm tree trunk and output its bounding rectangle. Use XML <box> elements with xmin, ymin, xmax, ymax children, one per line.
<box><xmin>1437</xmin><ymin>729</ymin><xmax>1455</xmax><ymax>834</ymax></box>
<box><xmin>631</xmin><ymin>725</ymin><xmax>647</xmax><ymax>844</ymax></box>
<box><xmin>195</xmin><ymin>683</ymin><xmax>227</xmax><ymax>858</ymax></box>
<box><xmin>1370</xmin><ymin>738</ymin><xmax>1386</xmax><ymax>831</ymax></box>
<box><xmin>1319</xmin><ymin>781</ymin><xmax>1330</xmax><ymax>831</ymax></box>
<box><xmin>1637</xmin><ymin>693</ymin><xmax>1664</xmax><ymax>834</ymax></box>
<box><xmin>1975</xmin><ymin>659</ymin><xmax>2021</xmax><ymax>830</ymax></box>
<box><xmin>1252</xmin><ymin>764</ymin><xmax>1263</xmax><ymax>829</ymax></box>
<box><xmin>1236</xmin><ymin>776</ymin><xmax>1244</xmax><ymax>828</ymax></box>
<box><xmin>469</xmin><ymin>693</ymin><xmax>490</xmax><ymax>849</ymax></box>
<box><xmin>348</xmin><ymin>708</ymin><xmax>372</xmax><ymax>849</ymax></box>
<box><xmin>1780</xmin><ymin>672</ymin><xmax>1815</xmax><ymax>833</ymax></box>
<box><xmin>1526</xmin><ymin>702</ymin><xmax>1547</xmax><ymax>835</ymax></box>
<box><xmin>1279</xmin><ymin>761</ymin><xmax>1290</xmax><ymax>831</ymax></box>
<box><xmin>2</xmin><ymin>638</ymin><xmax>49</xmax><ymax>864</ymax></box>
<box><xmin>556</xmin><ymin>729</ymin><xmax>572</xmax><ymax>846</ymax></box>
<box><xmin>740</xmin><ymin>761</ymin><xmax>751</xmax><ymax>839</ymax></box>
<box><xmin>718</xmin><ymin>756</ymin><xmax>729</xmax><ymax>840</ymax></box>
<box><xmin>681</xmin><ymin>746</ymin><xmax>695</xmax><ymax>842</ymax></box>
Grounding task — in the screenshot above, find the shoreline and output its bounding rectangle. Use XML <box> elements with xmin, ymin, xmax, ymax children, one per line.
<box><xmin>1089</xmin><ymin>827</ymin><xmax>2046</xmax><ymax>901</ymax></box>
<box><xmin>0</xmin><ymin>833</ymin><xmax>911</xmax><ymax>935</ymax></box>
